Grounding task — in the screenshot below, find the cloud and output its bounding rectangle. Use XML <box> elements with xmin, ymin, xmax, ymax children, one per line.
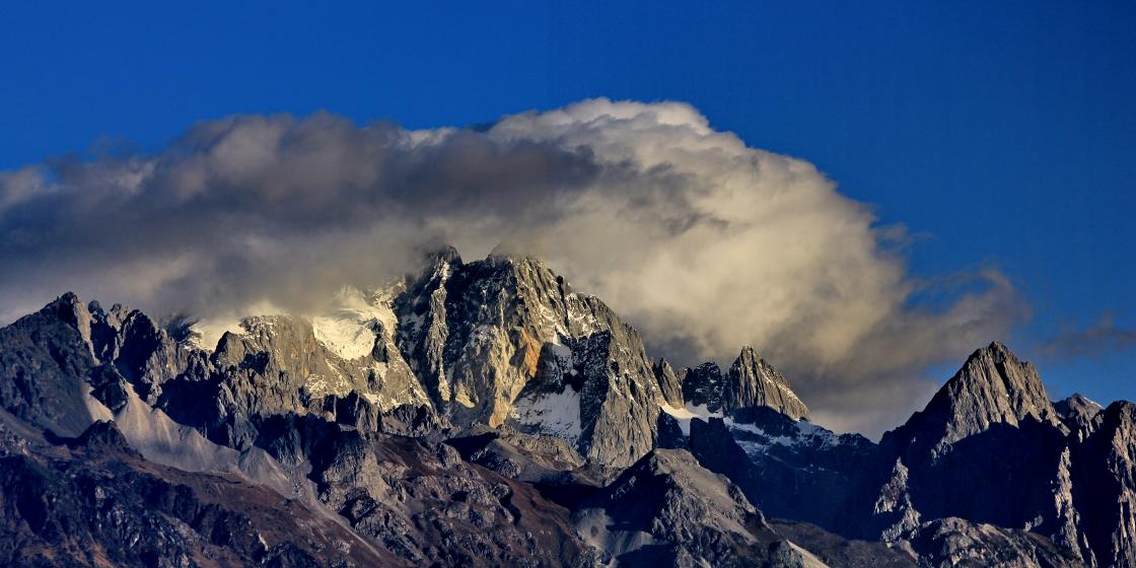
<box><xmin>0</xmin><ymin>99</ymin><xmax>1024</xmax><ymax>437</ymax></box>
<box><xmin>1041</xmin><ymin>314</ymin><xmax>1136</xmax><ymax>359</ymax></box>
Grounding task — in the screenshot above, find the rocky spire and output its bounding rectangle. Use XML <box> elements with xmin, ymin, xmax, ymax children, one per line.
<box><xmin>722</xmin><ymin>346</ymin><xmax>808</xmax><ymax>419</ymax></box>
<box><xmin>681</xmin><ymin>362</ymin><xmax>724</xmax><ymax>412</ymax></box>
<box><xmin>1074</xmin><ymin>401</ymin><xmax>1136</xmax><ymax>566</ymax></box>
<box><xmin>890</xmin><ymin>341</ymin><xmax>1062</xmax><ymax>449</ymax></box>
<box><xmin>1055</xmin><ymin>393</ymin><xmax>1104</xmax><ymax>440</ymax></box>
<box><xmin>652</xmin><ymin>358</ymin><xmax>684</xmax><ymax>408</ymax></box>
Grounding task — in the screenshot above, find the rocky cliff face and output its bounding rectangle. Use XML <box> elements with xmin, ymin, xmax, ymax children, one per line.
<box><xmin>681</xmin><ymin>361</ymin><xmax>725</xmax><ymax>412</ymax></box>
<box><xmin>0</xmin><ymin>416</ymin><xmax>395</xmax><ymax>567</ymax></box>
<box><xmin>886</xmin><ymin>342</ymin><xmax>1064</xmax><ymax>455</ymax></box>
<box><xmin>1</xmin><ymin>252</ymin><xmax>1135</xmax><ymax>568</ymax></box>
<box><xmin>688</xmin><ymin>411</ymin><xmax>884</xmax><ymax>539</ymax></box>
<box><xmin>723</xmin><ymin>346</ymin><xmax>809</xmax><ymax>419</ymax></box>
<box><xmin>679</xmin><ymin>347</ymin><xmax>808</xmax><ymax>419</ymax></box>
<box><xmin>393</xmin><ymin>251</ymin><xmax>661</xmax><ymax>469</ymax></box>
<box><xmin>572</xmin><ymin>448</ymin><xmax>816</xmax><ymax>567</ymax></box>
<box><xmin>1056</xmin><ymin>394</ymin><xmax>1104</xmax><ymax>441</ymax></box>
<box><xmin>652</xmin><ymin>358</ymin><xmax>685</xmax><ymax>409</ymax></box>
<box><xmin>1074</xmin><ymin>401</ymin><xmax>1136</xmax><ymax>567</ymax></box>
<box><xmin>873</xmin><ymin>343</ymin><xmax>1099</xmax><ymax>565</ymax></box>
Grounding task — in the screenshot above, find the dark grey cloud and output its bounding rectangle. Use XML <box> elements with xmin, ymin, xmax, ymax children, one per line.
<box><xmin>1041</xmin><ymin>315</ymin><xmax>1136</xmax><ymax>359</ymax></box>
<box><xmin>0</xmin><ymin>99</ymin><xmax>1025</xmax><ymax>436</ymax></box>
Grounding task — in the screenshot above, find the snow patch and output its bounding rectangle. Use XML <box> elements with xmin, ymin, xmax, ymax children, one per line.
<box><xmin>660</xmin><ymin>402</ymin><xmax>724</xmax><ymax>436</ymax></box>
<box><xmin>311</xmin><ymin>316</ymin><xmax>375</xmax><ymax>360</ymax></box>
<box><xmin>726</xmin><ymin>416</ymin><xmax>842</xmax><ymax>460</ymax></box>
<box><xmin>310</xmin><ymin>286</ymin><xmax>397</xmax><ymax>360</ymax></box>
<box><xmin>511</xmin><ymin>386</ymin><xmax>583</xmax><ymax>443</ymax></box>
<box><xmin>187</xmin><ymin>299</ymin><xmax>286</xmax><ymax>350</ymax></box>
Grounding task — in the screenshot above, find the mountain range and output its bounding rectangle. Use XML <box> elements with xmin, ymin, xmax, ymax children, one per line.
<box><xmin>0</xmin><ymin>249</ymin><xmax>1131</xmax><ymax>567</ymax></box>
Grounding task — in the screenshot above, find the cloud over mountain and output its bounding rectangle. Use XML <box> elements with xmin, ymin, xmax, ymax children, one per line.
<box><xmin>0</xmin><ymin>99</ymin><xmax>1024</xmax><ymax>435</ymax></box>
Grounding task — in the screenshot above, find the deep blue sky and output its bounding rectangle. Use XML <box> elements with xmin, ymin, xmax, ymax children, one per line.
<box><xmin>2</xmin><ymin>1</ymin><xmax>1133</xmax><ymax>403</ymax></box>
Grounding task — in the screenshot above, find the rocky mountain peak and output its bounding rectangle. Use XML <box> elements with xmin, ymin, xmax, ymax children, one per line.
<box><xmin>677</xmin><ymin>348</ymin><xmax>809</xmax><ymax>420</ymax></box>
<box><xmin>390</xmin><ymin>248</ymin><xmax>662</xmax><ymax>467</ymax></box>
<box><xmin>681</xmin><ymin>362</ymin><xmax>724</xmax><ymax>412</ymax></box>
<box><xmin>652</xmin><ymin>358</ymin><xmax>684</xmax><ymax>408</ymax></box>
<box><xmin>724</xmin><ymin>346</ymin><xmax>809</xmax><ymax>419</ymax></box>
<box><xmin>1055</xmin><ymin>393</ymin><xmax>1104</xmax><ymax>439</ymax></box>
<box><xmin>890</xmin><ymin>341</ymin><xmax>1063</xmax><ymax>449</ymax></box>
<box><xmin>45</xmin><ymin>291</ymin><xmax>94</xmax><ymax>347</ymax></box>
<box><xmin>573</xmin><ymin>448</ymin><xmax>777</xmax><ymax>565</ymax></box>
<box><xmin>2</xmin><ymin>269</ymin><xmax>1136</xmax><ymax>567</ymax></box>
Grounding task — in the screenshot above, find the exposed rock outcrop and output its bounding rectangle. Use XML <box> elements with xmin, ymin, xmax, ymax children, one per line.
<box><xmin>572</xmin><ymin>448</ymin><xmax>802</xmax><ymax>567</ymax></box>
<box><xmin>904</xmin><ymin>517</ymin><xmax>1081</xmax><ymax>568</ymax></box>
<box><xmin>395</xmin><ymin>252</ymin><xmax>662</xmax><ymax>469</ymax></box>
<box><xmin>1073</xmin><ymin>401</ymin><xmax>1136</xmax><ymax>567</ymax></box>
<box><xmin>723</xmin><ymin>346</ymin><xmax>809</xmax><ymax>419</ymax></box>
<box><xmin>3</xmin><ymin>259</ymin><xmax>1136</xmax><ymax>568</ymax></box>
<box><xmin>885</xmin><ymin>342</ymin><xmax>1064</xmax><ymax>455</ymax></box>
<box><xmin>681</xmin><ymin>362</ymin><xmax>725</xmax><ymax>412</ymax></box>
<box><xmin>1056</xmin><ymin>393</ymin><xmax>1104</xmax><ymax>441</ymax></box>
<box><xmin>653</xmin><ymin>358</ymin><xmax>684</xmax><ymax>409</ymax></box>
<box><xmin>680</xmin><ymin>347</ymin><xmax>807</xmax><ymax>419</ymax></box>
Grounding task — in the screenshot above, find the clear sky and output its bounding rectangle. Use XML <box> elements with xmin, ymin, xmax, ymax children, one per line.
<box><xmin>1</xmin><ymin>0</ymin><xmax>1133</xmax><ymax>405</ymax></box>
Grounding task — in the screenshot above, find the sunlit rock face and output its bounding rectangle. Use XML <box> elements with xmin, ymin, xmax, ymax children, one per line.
<box><xmin>722</xmin><ymin>345</ymin><xmax>809</xmax><ymax>420</ymax></box>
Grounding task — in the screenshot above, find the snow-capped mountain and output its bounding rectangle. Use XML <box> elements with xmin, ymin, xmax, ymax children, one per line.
<box><xmin>0</xmin><ymin>249</ymin><xmax>1131</xmax><ymax>567</ymax></box>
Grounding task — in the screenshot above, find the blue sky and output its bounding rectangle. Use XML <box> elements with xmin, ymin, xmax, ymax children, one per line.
<box><xmin>1</xmin><ymin>0</ymin><xmax>1133</xmax><ymax>404</ymax></box>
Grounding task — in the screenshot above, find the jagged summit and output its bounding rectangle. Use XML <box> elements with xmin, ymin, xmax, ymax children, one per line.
<box><xmin>887</xmin><ymin>341</ymin><xmax>1062</xmax><ymax>450</ymax></box>
<box><xmin>1055</xmin><ymin>392</ymin><xmax>1105</xmax><ymax>438</ymax></box>
<box><xmin>5</xmin><ymin>261</ymin><xmax>1136</xmax><ymax>567</ymax></box>
<box><xmin>678</xmin><ymin>346</ymin><xmax>809</xmax><ymax>420</ymax></box>
<box><xmin>652</xmin><ymin>358</ymin><xmax>684</xmax><ymax>408</ymax></box>
<box><xmin>725</xmin><ymin>345</ymin><xmax>809</xmax><ymax>420</ymax></box>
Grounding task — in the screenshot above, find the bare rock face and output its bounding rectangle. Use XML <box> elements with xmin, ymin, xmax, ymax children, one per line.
<box><xmin>889</xmin><ymin>342</ymin><xmax>1064</xmax><ymax>455</ymax></box>
<box><xmin>723</xmin><ymin>346</ymin><xmax>809</xmax><ymax>419</ymax></box>
<box><xmin>572</xmin><ymin>448</ymin><xmax>794</xmax><ymax>567</ymax></box>
<box><xmin>653</xmin><ymin>358</ymin><xmax>685</xmax><ymax>409</ymax></box>
<box><xmin>1055</xmin><ymin>394</ymin><xmax>1104</xmax><ymax>441</ymax></box>
<box><xmin>681</xmin><ymin>362</ymin><xmax>725</xmax><ymax>412</ymax></box>
<box><xmin>0</xmin><ymin>419</ymin><xmax>393</xmax><ymax>568</ymax></box>
<box><xmin>1074</xmin><ymin>401</ymin><xmax>1136</xmax><ymax>567</ymax></box>
<box><xmin>508</xmin><ymin>331</ymin><xmax>661</xmax><ymax>471</ymax></box>
<box><xmin>688</xmin><ymin>412</ymin><xmax>883</xmax><ymax>540</ymax></box>
<box><xmin>284</xmin><ymin>421</ymin><xmax>596</xmax><ymax>567</ymax></box>
<box><xmin>877</xmin><ymin>342</ymin><xmax>1093</xmax><ymax>564</ymax></box>
<box><xmin>0</xmin><ymin>293</ymin><xmax>100</xmax><ymax>437</ymax></box>
<box><xmin>679</xmin><ymin>347</ymin><xmax>808</xmax><ymax>420</ymax></box>
<box><xmin>395</xmin><ymin>252</ymin><xmax>662</xmax><ymax>469</ymax></box>
<box><xmin>905</xmin><ymin>517</ymin><xmax>1081</xmax><ymax>568</ymax></box>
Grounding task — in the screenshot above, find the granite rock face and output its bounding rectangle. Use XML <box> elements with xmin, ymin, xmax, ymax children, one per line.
<box><xmin>905</xmin><ymin>517</ymin><xmax>1081</xmax><ymax>568</ymax></box>
<box><xmin>680</xmin><ymin>347</ymin><xmax>808</xmax><ymax>419</ymax></box>
<box><xmin>688</xmin><ymin>412</ymin><xmax>884</xmax><ymax>539</ymax></box>
<box><xmin>1074</xmin><ymin>401</ymin><xmax>1136</xmax><ymax>567</ymax></box>
<box><xmin>394</xmin><ymin>252</ymin><xmax>662</xmax><ymax>469</ymax></box>
<box><xmin>886</xmin><ymin>342</ymin><xmax>1064</xmax><ymax>454</ymax></box>
<box><xmin>0</xmin><ymin>417</ymin><xmax>393</xmax><ymax>568</ymax></box>
<box><xmin>1056</xmin><ymin>394</ymin><xmax>1104</xmax><ymax>441</ymax></box>
<box><xmin>681</xmin><ymin>362</ymin><xmax>725</xmax><ymax>412</ymax></box>
<box><xmin>0</xmin><ymin>293</ymin><xmax>101</xmax><ymax>437</ymax></box>
<box><xmin>652</xmin><ymin>358</ymin><xmax>685</xmax><ymax>409</ymax></box>
<box><xmin>869</xmin><ymin>343</ymin><xmax>1092</xmax><ymax>563</ymax></box>
<box><xmin>572</xmin><ymin>448</ymin><xmax>810</xmax><ymax>567</ymax></box>
<box><xmin>723</xmin><ymin>346</ymin><xmax>809</xmax><ymax>419</ymax></box>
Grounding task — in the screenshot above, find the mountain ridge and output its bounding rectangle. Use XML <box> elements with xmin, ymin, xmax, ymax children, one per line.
<box><xmin>0</xmin><ymin>250</ymin><xmax>1131</xmax><ymax>567</ymax></box>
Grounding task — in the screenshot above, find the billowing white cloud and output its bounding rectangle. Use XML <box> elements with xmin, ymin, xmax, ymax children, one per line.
<box><xmin>0</xmin><ymin>99</ymin><xmax>1024</xmax><ymax>436</ymax></box>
